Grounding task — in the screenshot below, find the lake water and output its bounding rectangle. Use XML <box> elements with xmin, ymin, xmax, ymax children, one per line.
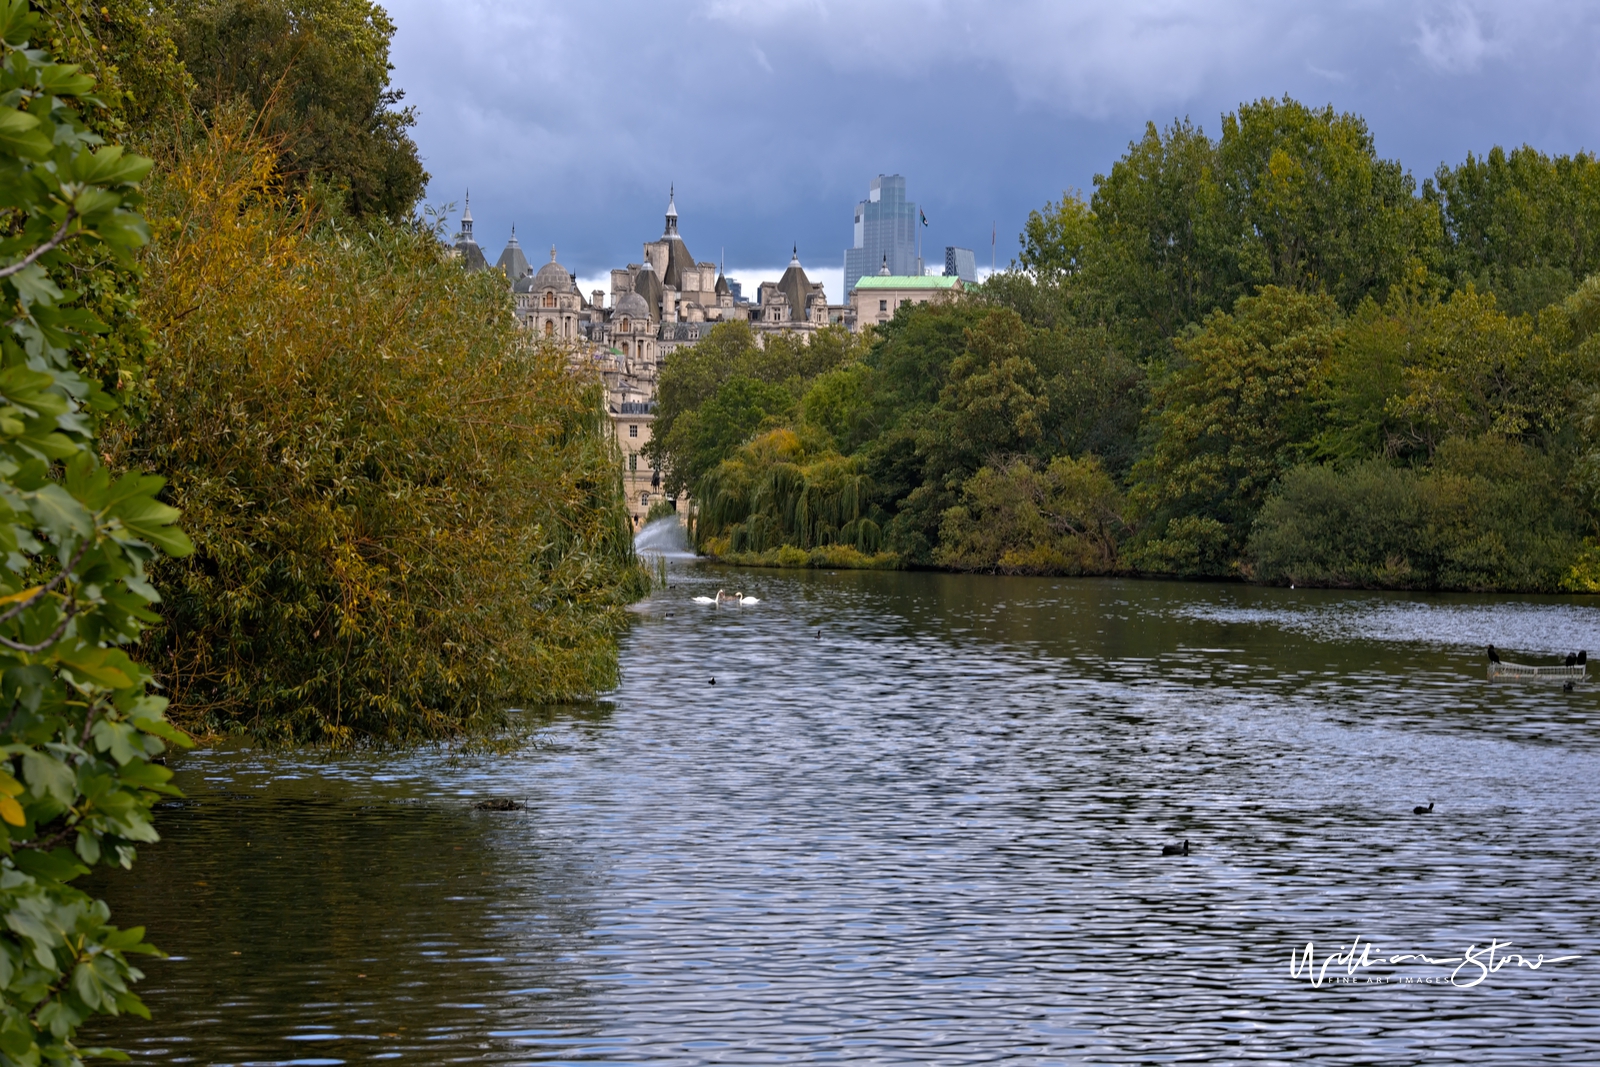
<box><xmin>87</xmin><ymin>566</ymin><xmax>1600</xmax><ymax>1064</ymax></box>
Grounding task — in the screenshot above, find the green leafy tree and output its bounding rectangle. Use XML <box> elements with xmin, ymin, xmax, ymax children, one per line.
<box><xmin>1131</xmin><ymin>286</ymin><xmax>1340</xmax><ymax>571</ymax></box>
<box><xmin>649</xmin><ymin>321</ymin><xmax>860</xmax><ymax>496</ymax></box>
<box><xmin>1215</xmin><ymin>97</ymin><xmax>1437</xmax><ymax>309</ymax></box>
<box><xmin>1430</xmin><ymin>145</ymin><xmax>1600</xmax><ymax>315</ymax></box>
<box><xmin>936</xmin><ymin>455</ymin><xmax>1125</xmax><ymax>575</ymax></box>
<box><xmin>168</xmin><ymin>0</ymin><xmax>426</xmax><ymax>220</ymax></box>
<box><xmin>0</xmin><ymin>3</ymin><xmax>193</xmax><ymax>1060</ymax></box>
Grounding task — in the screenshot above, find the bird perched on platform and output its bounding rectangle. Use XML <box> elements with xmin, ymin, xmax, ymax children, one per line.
<box><xmin>1487</xmin><ymin>645</ymin><xmax>1501</xmax><ymax>663</ymax></box>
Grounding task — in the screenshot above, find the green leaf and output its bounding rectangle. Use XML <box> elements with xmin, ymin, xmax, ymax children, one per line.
<box><xmin>12</xmin><ymin>847</ymin><xmax>89</xmax><ymax>883</ymax></box>
<box><xmin>25</xmin><ymin>482</ymin><xmax>91</xmax><ymax>541</ymax></box>
<box><xmin>20</xmin><ymin>748</ymin><xmax>74</xmax><ymax>805</ymax></box>
<box><xmin>56</xmin><ymin>647</ymin><xmax>133</xmax><ymax>690</ymax></box>
<box><xmin>0</xmin><ymin>104</ymin><xmax>48</xmax><ymax>158</ymax></box>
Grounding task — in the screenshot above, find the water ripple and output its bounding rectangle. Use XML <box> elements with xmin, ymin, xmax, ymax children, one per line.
<box><xmin>87</xmin><ymin>571</ymin><xmax>1600</xmax><ymax>1064</ymax></box>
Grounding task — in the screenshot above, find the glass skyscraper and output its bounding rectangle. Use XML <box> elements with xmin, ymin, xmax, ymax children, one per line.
<box><xmin>844</xmin><ymin>175</ymin><xmax>919</xmax><ymax>297</ymax></box>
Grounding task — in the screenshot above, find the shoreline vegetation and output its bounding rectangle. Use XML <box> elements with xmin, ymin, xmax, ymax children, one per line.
<box><xmin>654</xmin><ymin>99</ymin><xmax>1600</xmax><ymax>596</ymax></box>
<box><xmin>0</xmin><ymin>2</ymin><xmax>648</xmax><ymax>1052</ymax></box>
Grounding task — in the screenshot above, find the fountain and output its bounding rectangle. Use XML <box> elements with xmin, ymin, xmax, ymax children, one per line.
<box><xmin>633</xmin><ymin>516</ymin><xmax>694</xmax><ymax>560</ymax></box>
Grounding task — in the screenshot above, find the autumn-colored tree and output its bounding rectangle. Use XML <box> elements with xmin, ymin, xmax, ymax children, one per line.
<box><xmin>112</xmin><ymin>121</ymin><xmax>643</xmax><ymax>743</ymax></box>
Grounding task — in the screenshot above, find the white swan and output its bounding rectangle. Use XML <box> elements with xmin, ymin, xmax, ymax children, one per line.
<box><xmin>737</xmin><ymin>593</ymin><xmax>760</xmax><ymax>605</ymax></box>
<box><xmin>691</xmin><ymin>595</ymin><xmax>716</xmax><ymax>604</ymax></box>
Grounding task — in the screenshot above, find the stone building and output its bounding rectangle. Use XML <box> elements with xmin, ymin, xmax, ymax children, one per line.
<box><xmin>850</xmin><ymin>260</ymin><xmax>963</xmax><ymax>331</ymax></box>
<box><xmin>452</xmin><ymin>190</ymin><xmax>859</xmax><ymax>527</ymax></box>
<box><xmin>448</xmin><ymin>193</ymin><xmax>488</xmax><ymax>271</ymax></box>
<box><xmin>753</xmin><ymin>247</ymin><xmax>831</xmax><ymax>331</ymax></box>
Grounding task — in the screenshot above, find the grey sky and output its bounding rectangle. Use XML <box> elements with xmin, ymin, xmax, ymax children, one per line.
<box><xmin>387</xmin><ymin>0</ymin><xmax>1600</xmax><ymax>296</ymax></box>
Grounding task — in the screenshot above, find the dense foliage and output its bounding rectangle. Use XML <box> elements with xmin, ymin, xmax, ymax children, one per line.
<box><xmin>0</xmin><ymin>4</ymin><xmax>194</xmax><ymax>1060</ymax></box>
<box><xmin>654</xmin><ymin>96</ymin><xmax>1600</xmax><ymax>591</ymax></box>
<box><xmin>168</xmin><ymin>0</ymin><xmax>425</xmax><ymax>220</ymax></box>
<box><xmin>107</xmin><ymin>124</ymin><xmax>644</xmax><ymax>744</ymax></box>
<box><xmin>0</xmin><ymin>0</ymin><xmax>645</xmax><ymax>1058</ymax></box>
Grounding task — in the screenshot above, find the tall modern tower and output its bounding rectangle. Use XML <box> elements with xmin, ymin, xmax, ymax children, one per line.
<box><xmin>844</xmin><ymin>175</ymin><xmax>919</xmax><ymax>297</ymax></box>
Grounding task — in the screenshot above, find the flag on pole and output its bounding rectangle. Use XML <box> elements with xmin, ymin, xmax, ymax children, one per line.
<box><xmin>920</xmin><ymin>208</ymin><xmax>928</xmax><ymax>227</ymax></box>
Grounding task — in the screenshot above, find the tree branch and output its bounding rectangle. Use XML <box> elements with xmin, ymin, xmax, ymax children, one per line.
<box><xmin>0</xmin><ymin>210</ymin><xmax>79</xmax><ymax>281</ymax></box>
<box><xmin>0</xmin><ymin>540</ymin><xmax>91</xmax><ymax>628</ymax></box>
<box><xmin>0</xmin><ymin>603</ymin><xmax>78</xmax><ymax>653</ymax></box>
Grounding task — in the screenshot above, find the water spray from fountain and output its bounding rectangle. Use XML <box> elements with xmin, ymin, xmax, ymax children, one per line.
<box><xmin>634</xmin><ymin>516</ymin><xmax>694</xmax><ymax>560</ymax></box>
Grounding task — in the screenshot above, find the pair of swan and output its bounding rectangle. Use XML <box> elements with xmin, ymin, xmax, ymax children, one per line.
<box><xmin>691</xmin><ymin>588</ymin><xmax>760</xmax><ymax>606</ymax></box>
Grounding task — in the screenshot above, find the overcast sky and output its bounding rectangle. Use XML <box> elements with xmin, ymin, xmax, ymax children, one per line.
<box><xmin>386</xmin><ymin>0</ymin><xmax>1600</xmax><ymax>301</ymax></box>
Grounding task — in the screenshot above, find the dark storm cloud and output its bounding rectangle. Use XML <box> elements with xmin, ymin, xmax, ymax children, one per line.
<box><xmin>386</xmin><ymin>0</ymin><xmax>1600</xmax><ymax>285</ymax></box>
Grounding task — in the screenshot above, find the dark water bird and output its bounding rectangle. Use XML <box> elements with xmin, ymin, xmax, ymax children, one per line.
<box><xmin>1161</xmin><ymin>840</ymin><xmax>1190</xmax><ymax>856</ymax></box>
<box><xmin>1581</xmin><ymin>651</ymin><xmax>1589</xmax><ymax>665</ymax></box>
<box><xmin>709</xmin><ymin>677</ymin><xmax>716</xmax><ymax>686</ymax></box>
<box><xmin>816</xmin><ymin>629</ymin><xmax>821</xmax><ymax>639</ymax></box>
<box><xmin>1567</xmin><ymin>652</ymin><xmax>1577</xmax><ymax>666</ymax></box>
<box><xmin>1413</xmin><ymin>801</ymin><xmax>1433</xmax><ymax>815</ymax></box>
<box><xmin>1487</xmin><ymin>645</ymin><xmax>1501</xmax><ymax>663</ymax></box>
<box><xmin>1563</xmin><ymin>680</ymin><xmax>1575</xmax><ymax>692</ymax></box>
<box><xmin>473</xmin><ymin>798</ymin><xmax>524</xmax><ymax>811</ymax></box>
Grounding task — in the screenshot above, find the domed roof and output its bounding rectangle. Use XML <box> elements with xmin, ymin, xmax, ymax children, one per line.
<box><xmin>614</xmin><ymin>290</ymin><xmax>649</xmax><ymax>321</ymax></box>
<box><xmin>532</xmin><ymin>245</ymin><xmax>574</xmax><ymax>293</ymax></box>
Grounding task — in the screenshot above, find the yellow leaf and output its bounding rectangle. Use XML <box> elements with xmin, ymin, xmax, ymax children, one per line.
<box><xmin>0</xmin><ymin>796</ymin><xmax>24</xmax><ymax>826</ymax></box>
<box><xmin>0</xmin><ymin>585</ymin><xmax>42</xmax><ymax>607</ymax></box>
<box><xmin>0</xmin><ymin>770</ymin><xmax>21</xmax><ymax>797</ymax></box>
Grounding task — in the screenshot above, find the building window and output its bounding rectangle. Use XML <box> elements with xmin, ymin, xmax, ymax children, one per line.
<box><xmin>629</xmin><ymin>453</ymin><xmax>638</xmax><ymax>471</ymax></box>
<box><xmin>621</xmin><ymin>341</ymin><xmax>630</xmax><ymax>355</ymax></box>
<box><xmin>543</xmin><ymin>320</ymin><xmax>554</xmax><ymax>335</ymax></box>
<box><xmin>640</xmin><ymin>492</ymin><xmax>650</xmax><ymax>506</ymax></box>
<box><xmin>629</xmin><ymin>424</ymin><xmax>638</xmax><ymax>438</ymax></box>
<box><xmin>879</xmin><ymin>299</ymin><xmax>887</xmax><ymax>312</ymax></box>
<box><xmin>620</xmin><ymin>318</ymin><xmax>630</xmax><ymax>331</ymax></box>
<box><xmin>543</xmin><ymin>292</ymin><xmax>555</xmax><ymax>308</ymax></box>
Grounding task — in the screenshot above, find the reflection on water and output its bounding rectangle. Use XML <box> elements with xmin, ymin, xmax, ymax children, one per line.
<box><xmin>88</xmin><ymin>572</ymin><xmax>1600</xmax><ymax>1063</ymax></box>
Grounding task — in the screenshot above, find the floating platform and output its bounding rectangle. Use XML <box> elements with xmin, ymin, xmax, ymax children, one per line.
<box><xmin>1487</xmin><ymin>661</ymin><xmax>1587</xmax><ymax>682</ymax></box>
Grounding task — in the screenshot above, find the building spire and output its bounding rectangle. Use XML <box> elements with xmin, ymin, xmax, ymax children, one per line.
<box><xmin>665</xmin><ymin>184</ymin><xmax>679</xmax><ymax>237</ymax></box>
<box><xmin>790</xmin><ymin>244</ymin><xmax>800</xmax><ymax>268</ymax></box>
<box><xmin>879</xmin><ymin>253</ymin><xmax>890</xmax><ymax>276</ymax></box>
<box><xmin>550</xmin><ymin>244</ymin><xmax>558</xmax><ymax>262</ymax></box>
<box><xmin>460</xmin><ymin>189</ymin><xmax>473</xmax><ymax>239</ymax></box>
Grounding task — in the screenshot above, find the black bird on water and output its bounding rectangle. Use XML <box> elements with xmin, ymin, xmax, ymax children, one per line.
<box><xmin>1563</xmin><ymin>680</ymin><xmax>1575</xmax><ymax>692</ymax></box>
<box><xmin>1413</xmin><ymin>801</ymin><xmax>1433</xmax><ymax>815</ymax></box>
<box><xmin>709</xmin><ymin>677</ymin><xmax>716</xmax><ymax>686</ymax></box>
<box><xmin>1566</xmin><ymin>652</ymin><xmax>1577</xmax><ymax>666</ymax></box>
<box><xmin>1487</xmin><ymin>645</ymin><xmax>1501</xmax><ymax>663</ymax></box>
<box><xmin>1162</xmin><ymin>840</ymin><xmax>1190</xmax><ymax>856</ymax></box>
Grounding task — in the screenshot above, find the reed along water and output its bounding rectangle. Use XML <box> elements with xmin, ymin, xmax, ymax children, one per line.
<box><xmin>87</xmin><ymin>568</ymin><xmax>1600</xmax><ymax>1063</ymax></box>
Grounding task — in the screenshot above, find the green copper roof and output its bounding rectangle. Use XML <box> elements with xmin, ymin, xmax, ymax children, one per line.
<box><xmin>852</xmin><ymin>275</ymin><xmax>963</xmax><ymax>292</ymax></box>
